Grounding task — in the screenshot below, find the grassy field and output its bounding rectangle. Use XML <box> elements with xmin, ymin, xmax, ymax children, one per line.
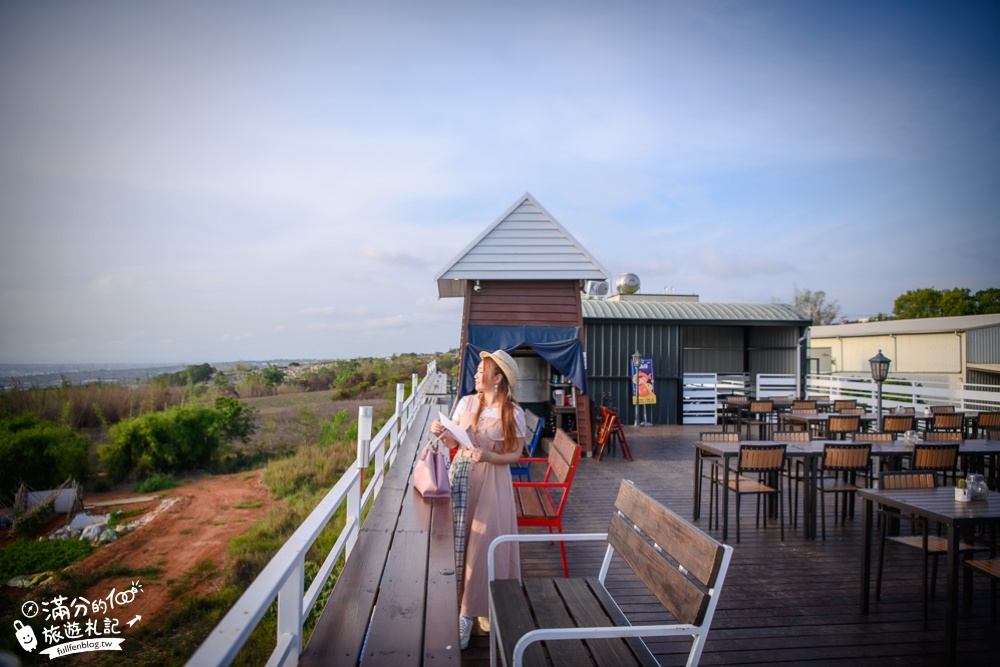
<box><xmin>0</xmin><ymin>366</ymin><xmax>432</xmax><ymax>665</ymax></box>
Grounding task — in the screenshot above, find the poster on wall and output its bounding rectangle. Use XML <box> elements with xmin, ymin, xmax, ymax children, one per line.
<box><xmin>630</xmin><ymin>357</ymin><xmax>657</xmax><ymax>405</ymax></box>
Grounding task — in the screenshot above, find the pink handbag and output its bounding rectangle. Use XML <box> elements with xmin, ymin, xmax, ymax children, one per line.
<box><xmin>414</xmin><ymin>436</ymin><xmax>450</xmax><ymax>498</ymax></box>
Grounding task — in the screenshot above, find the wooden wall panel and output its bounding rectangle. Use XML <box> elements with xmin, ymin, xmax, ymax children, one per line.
<box><xmin>458</xmin><ymin>279</ymin><xmax>593</xmax><ymax>451</ymax></box>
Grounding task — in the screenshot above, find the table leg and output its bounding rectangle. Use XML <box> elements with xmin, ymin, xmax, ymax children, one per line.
<box><xmin>804</xmin><ymin>457</ymin><xmax>817</xmax><ymax>539</ymax></box>
<box><xmin>693</xmin><ymin>447</ymin><xmax>702</xmax><ymax>521</ymax></box>
<box><xmin>721</xmin><ymin>457</ymin><xmax>731</xmax><ymax>542</ymax></box>
<box><xmin>860</xmin><ymin>497</ymin><xmax>873</xmax><ymax>614</ymax></box>
<box><xmin>945</xmin><ymin>524</ymin><xmax>959</xmax><ymax>664</ymax></box>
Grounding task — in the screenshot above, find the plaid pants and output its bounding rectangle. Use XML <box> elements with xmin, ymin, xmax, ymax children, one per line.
<box><xmin>448</xmin><ymin>455</ymin><xmax>472</xmax><ymax>584</ymax></box>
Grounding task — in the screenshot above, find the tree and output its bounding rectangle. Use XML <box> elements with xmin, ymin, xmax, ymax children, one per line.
<box><xmin>793</xmin><ymin>287</ymin><xmax>840</xmax><ymax>325</ymax></box>
<box><xmin>894</xmin><ymin>287</ymin><xmax>977</xmax><ymax>319</ymax></box>
<box><xmin>262</xmin><ymin>366</ymin><xmax>286</xmax><ymax>386</ymax></box>
<box><xmin>973</xmin><ymin>288</ymin><xmax>1000</xmax><ymax>314</ymax></box>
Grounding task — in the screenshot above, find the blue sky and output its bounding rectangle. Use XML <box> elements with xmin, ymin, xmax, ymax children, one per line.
<box><xmin>1</xmin><ymin>0</ymin><xmax>998</xmax><ymax>364</ymax></box>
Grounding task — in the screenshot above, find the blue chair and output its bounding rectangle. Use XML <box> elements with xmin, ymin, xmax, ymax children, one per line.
<box><xmin>511</xmin><ymin>410</ymin><xmax>543</xmax><ymax>482</ymax></box>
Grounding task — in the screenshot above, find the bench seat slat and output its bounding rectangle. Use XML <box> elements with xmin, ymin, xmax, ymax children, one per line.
<box><xmin>491</xmin><ymin>579</ymin><xmax>547</xmax><ymax>667</ymax></box>
<box><xmin>522</xmin><ymin>578</ymin><xmax>595</xmax><ymax>666</ymax></box>
<box><xmin>515</xmin><ymin>487</ymin><xmax>558</xmax><ymax>520</ymax></box>
<box><xmin>554</xmin><ymin>577</ymin><xmax>652</xmax><ymax>667</ymax></box>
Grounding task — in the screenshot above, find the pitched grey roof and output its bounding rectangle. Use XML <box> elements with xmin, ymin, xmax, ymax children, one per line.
<box><xmin>435</xmin><ymin>193</ymin><xmax>609</xmax><ymax>298</ymax></box>
<box><xmin>582</xmin><ymin>300</ymin><xmax>811</xmax><ymax>324</ymax></box>
<box><xmin>811</xmin><ymin>313</ymin><xmax>1000</xmax><ymax>338</ymax></box>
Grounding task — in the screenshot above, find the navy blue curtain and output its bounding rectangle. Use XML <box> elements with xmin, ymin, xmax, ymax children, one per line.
<box><xmin>460</xmin><ymin>325</ymin><xmax>587</xmax><ymax>398</ymax></box>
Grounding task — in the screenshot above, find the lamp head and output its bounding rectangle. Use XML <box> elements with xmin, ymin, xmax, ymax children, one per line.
<box><xmin>868</xmin><ymin>349</ymin><xmax>891</xmax><ymax>383</ymax></box>
<box><xmin>631</xmin><ymin>350</ymin><xmax>642</xmax><ymax>369</ymax></box>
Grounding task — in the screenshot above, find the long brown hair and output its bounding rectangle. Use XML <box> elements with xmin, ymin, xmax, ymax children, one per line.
<box><xmin>473</xmin><ymin>357</ymin><xmax>522</xmax><ymax>454</ymax></box>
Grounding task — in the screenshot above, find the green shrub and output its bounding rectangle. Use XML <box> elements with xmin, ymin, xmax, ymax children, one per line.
<box><xmin>0</xmin><ymin>414</ymin><xmax>90</xmax><ymax>498</ymax></box>
<box><xmin>0</xmin><ymin>538</ymin><xmax>93</xmax><ymax>580</ymax></box>
<box><xmin>134</xmin><ymin>474</ymin><xmax>179</xmax><ymax>493</ymax></box>
<box><xmin>100</xmin><ymin>400</ymin><xmax>258</xmax><ymax>482</ymax></box>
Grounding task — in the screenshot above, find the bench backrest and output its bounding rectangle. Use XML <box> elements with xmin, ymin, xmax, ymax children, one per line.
<box><xmin>544</xmin><ymin>428</ymin><xmax>580</xmax><ymax>486</ymax></box>
<box><xmin>524</xmin><ymin>410</ymin><xmax>542</xmax><ymax>454</ymax></box>
<box><xmin>607</xmin><ymin>480</ymin><xmax>731</xmax><ymax>627</ymax></box>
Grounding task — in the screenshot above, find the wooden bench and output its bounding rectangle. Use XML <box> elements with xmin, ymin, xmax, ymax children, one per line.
<box><xmin>489</xmin><ymin>480</ymin><xmax>733</xmax><ymax>667</ymax></box>
<box><xmin>511</xmin><ymin>410</ymin><xmax>545</xmax><ymax>482</ymax></box>
<box><xmin>300</xmin><ymin>403</ymin><xmax>458</xmax><ymax>666</ymax></box>
<box><xmin>513</xmin><ymin>428</ymin><xmax>581</xmax><ymax>578</ymax></box>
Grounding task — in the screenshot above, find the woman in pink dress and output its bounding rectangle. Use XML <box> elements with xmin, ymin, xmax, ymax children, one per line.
<box><xmin>430</xmin><ymin>349</ymin><xmax>524</xmax><ymax>650</ymax></box>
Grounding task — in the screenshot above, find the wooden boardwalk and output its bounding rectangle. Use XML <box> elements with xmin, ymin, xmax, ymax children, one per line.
<box><xmin>462</xmin><ymin>424</ymin><xmax>998</xmax><ymax>666</ymax></box>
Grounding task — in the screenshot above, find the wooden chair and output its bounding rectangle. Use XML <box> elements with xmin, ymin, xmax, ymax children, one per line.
<box><xmin>840</xmin><ymin>407</ymin><xmax>867</xmax><ymax>415</ymax></box>
<box><xmin>910</xmin><ymin>442</ymin><xmax>959</xmax><ymax>485</ymax></box>
<box><xmin>711</xmin><ymin>443</ymin><xmax>786</xmax><ymax>543</ymax></box>
<box><xmin>923</xmin><ymin>431</ymin><xmax>962</xmax><ymax>441</ymax></box>
<box><xmin>927</xmin><ymin>412</ymin><xmax>963</xmax><ymax>436</ymax></box>
<box><xmin>510</xmin><ymin>410</ymin><xmax>543</xmax><ymax>482</ymax></box>
<box><xmin>773</xmin><ymin>430</ymin><xmax>811</xmax><ymax>529</ymax></box>
<box><xmin>977</xmin><ymin>411</ymin><xmax>1000</xmax><ymax>439</ymax></box>
<box><xmin>786</xmin><ymin>407</ymin><xmax>818</xmax><ymax>434</ymax></box>
<box><xmin>852</xmin><ymin>432</ymin><xmax>895</xmax><ymax>442</ymax></box>
<box><xmin>513</xmin><ymin>429</ymin><xmax>581</xmax><ymax>578</ymax></box>
<box><xmin>882</xmin><ymin>414</ymin><xmax>915</xmax><ymax>436</ymax></box>
<box><xmin>827</xmin><ymin>414</ymin><xmax>861</xmax><ymax>440</ymax></box>
<box><xmin>699</xmin><ymin>432</ymin><xmax>740</xmax><ymax>527</ymax></box>
<box><xmin>741</xmin><ymin>400</ymin><xmax>774</xmax><ymax>440</ymax></box>
<box><xmin>816</xmin><ymin>442</ymin><xmax>871</xmax><ymax>540</ymax></box>
<box><xmin>792</xmin><ymin>400</ymin><xmax>817</xmax><ymax>410</ymax></box>
<box><xmin>834</xmin><ymin>399</ymin><xmax>857</xmax><ymax>411</ymax></box>
<box><xmin>875</xmin><ymin>471</ymin><xmax>985</xmax><ymax>628</ymax></box>
<box><xmin>488</xmin><ymin>480</ymin><xmax>733</xmax><ymax>667</ymax></box>
<box><xmin>720</xmin><ymin>395</ymin><xmax>749</xmax><ymax>433</ymax></box>
<box><xmin>595</xmin><ymin>406</ymin><xmax>631</xmax><ymax>461</ymax></box>
<box><xmin>930</xmin><ymin>405</ymin><xmax>955</xmax><ymax>413</ymax></box>
<box><xmin>965</xmin><ymin>557</ymin><xmax>1000</xmax><ymax>617</ymax></box>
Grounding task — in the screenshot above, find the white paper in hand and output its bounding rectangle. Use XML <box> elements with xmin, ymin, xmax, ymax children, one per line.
<box><xmin>438</xmin><ymin>411</ymin><xmax>474</xmax><ymax>449</ymax></box>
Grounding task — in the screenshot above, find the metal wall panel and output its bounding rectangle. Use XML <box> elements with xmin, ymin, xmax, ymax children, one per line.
<box><xmin>584</xmin><ymin>321</ymin><xmax>681</xmax><ymax>425</ymax></box>
<box><xmin>585</xmin><ymin>320</ymin><xmax>803</xmax><ymax>424</ymax></box>
<box><xmin>968</xmin><ymin>325</ymin><xmax>1000</xmax><ymax>364</ymax></box>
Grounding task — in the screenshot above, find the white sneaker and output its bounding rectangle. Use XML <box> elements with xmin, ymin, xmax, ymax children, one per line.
<box><xmin>459</xmin><ymin>615</ymin><xmax>473</xmax><ymax>650</ymax></box>
<box><xmin>478</xmin><ymin>616</ymin><xmax>490</xmax><ymax>633</ymax></box>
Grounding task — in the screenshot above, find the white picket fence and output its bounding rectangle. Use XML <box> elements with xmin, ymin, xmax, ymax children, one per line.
<box><xmin>186</xmin><ymin>363</ymin><xmax>442</xmax><ymax>667</ymax></box>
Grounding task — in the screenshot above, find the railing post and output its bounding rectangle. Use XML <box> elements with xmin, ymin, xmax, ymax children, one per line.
<box><xmin>349</xmin><ymin>407</ymin><xmax>372</xmax><ymax>557</ymax></box>
<box><xmin>276</xmin><ymin>560</ymin><xmax>304</xmax><ymax>664</ymax></box>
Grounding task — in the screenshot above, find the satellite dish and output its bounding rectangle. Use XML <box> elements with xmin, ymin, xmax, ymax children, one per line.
<box><xmin>584</xmin><ymin>280</ymin><xmax>610</xmax><ymax>297</ymax></box>
<box><xmin>615</xmin><ymin>273</ymin><xmax>640</xmax><ymax>295</ymax></box>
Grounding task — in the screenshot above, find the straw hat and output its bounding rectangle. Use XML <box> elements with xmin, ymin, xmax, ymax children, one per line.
<box><xmin>479</xmin><ymin>349</ymin><xmax>519</xmax><ymax>389</ymax></box>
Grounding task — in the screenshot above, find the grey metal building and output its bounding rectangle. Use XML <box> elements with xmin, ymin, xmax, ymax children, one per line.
<box><xmin>583</xmin><ymin>297</ymin><xmax>811</xmax><ymax>425</ymax></box>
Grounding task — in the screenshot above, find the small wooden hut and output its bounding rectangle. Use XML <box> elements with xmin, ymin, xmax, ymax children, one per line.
<box><xmin>435</xmin><ymin>193</ymin><xmax>608</xmax><ymax>451</ymax></box>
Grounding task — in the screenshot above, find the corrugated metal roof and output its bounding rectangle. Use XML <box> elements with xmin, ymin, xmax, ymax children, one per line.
<box><xmin>435</xmin><ymin>193</ymin><xmax>609</xmax><ymax>298</ymax></box>
<box><xmin>582</xmin><ymin>299</ymin><xmax>810</xmax><ymax>324</ymax></box>
<box><xmin>811</xmin><ymin>313</ymin><xmax>1000</xmax><ymax>338</ymax></box>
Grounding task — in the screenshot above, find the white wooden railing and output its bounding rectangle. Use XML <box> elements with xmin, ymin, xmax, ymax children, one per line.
<box><xmin>187</xmin><ymin>362</ymin><xmax>442</xmax><ymax>667</ymax></box>
<box><xmin>752</xmin><ymin>373</ymin><xmax>1000</xmax><ymax>412</ymax></box>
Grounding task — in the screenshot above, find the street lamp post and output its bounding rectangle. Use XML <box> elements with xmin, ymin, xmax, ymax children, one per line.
<box><xmin>869</xmin><ymin>349</ymin><xmax>891</xmax><ymax>432</ymax></box>
<box><xmin>632</xmin><ymin>349</ymin><xmax>642</xmax><ymax>428</ymax></box>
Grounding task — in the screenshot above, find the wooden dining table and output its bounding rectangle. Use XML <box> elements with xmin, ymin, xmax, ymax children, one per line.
<box><xmin>783</xmin><ymin>412</ymin><xmax>877</xmax><ymax>437</ymax></box>
<box><xmin>857</xmin><ymin>485</ymin><xmax>1000</xmax><ymax>664</ymax></box>
<box><xmin>693</xmin><ymin>438</ymin><xmax>1000</xmax><ymax>542</ymax></box>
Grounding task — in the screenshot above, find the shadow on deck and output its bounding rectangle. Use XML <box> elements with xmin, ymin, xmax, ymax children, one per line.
<box><xmin>462</xmin><ymin>424</ymin><xmax>998</xmax><ymax>666</ymax></box>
